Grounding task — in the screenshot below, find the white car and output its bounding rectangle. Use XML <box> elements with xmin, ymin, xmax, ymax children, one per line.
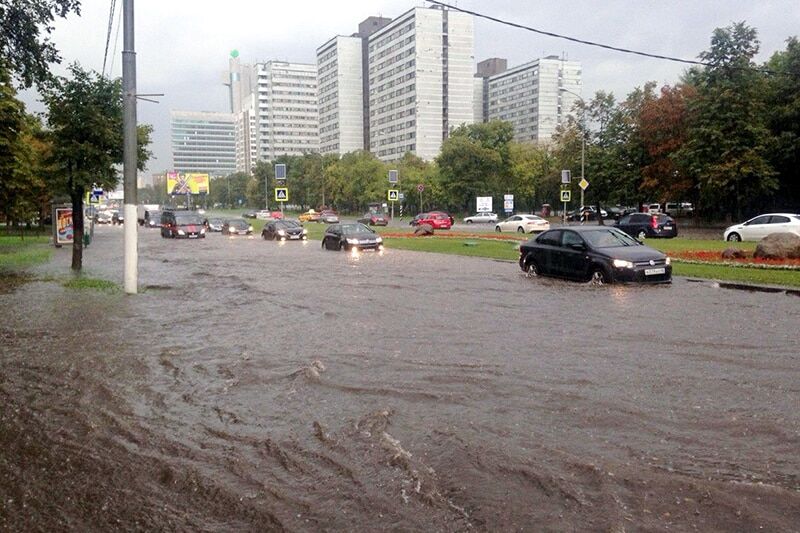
<box><xmin>256</xmin><ymin>210</ymin><xmax>272</xmax><ymax>220</ymax></box>
<box><xmin>463</xmin><ymin>212</ymin><xmax>498</xmax><ymax>224</ymax></box>
<box><xmin>495</xmin><ymin>214</ymin><xmax>551</xmax><ymax>234</ymax></box>
<box><xmin>724</xmin><ymin>213</ymin><xmax>800</xmax><ymax>242</ymax></box>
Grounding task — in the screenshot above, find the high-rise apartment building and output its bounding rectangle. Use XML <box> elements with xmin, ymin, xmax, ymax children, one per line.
<box><xmin>485</xmin><ymin>56</ymin><xmax>582</xmax><ymax>143</ymax></box>
<box><xmin>317</xmin><ymin>36</ymin><xmax>365</xmax><ymax>155</ymax></box>
<box><xmin>367</xmin><ymin>7</ymin><xmax>474</xmax><ymax>162</ymax></box>
<box><xmin>170</xmin><ymin>111</ymin><xmax>236</xmax><ymax>176</ymax></box>
<box><xmin>227</xmin><ymin>57</ymin><xmax>319</xmax><ymax>166</ymax></box>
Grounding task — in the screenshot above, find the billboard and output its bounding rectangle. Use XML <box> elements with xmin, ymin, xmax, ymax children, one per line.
<box><xmin>55</xmin><ymin>208</ymin><xmax>73</xmax><ymax>244</ymax></box>
<box><xmin>167</xmin><ymin>172</ymin><xmax>210</xmax><ymax>194</ymax></box>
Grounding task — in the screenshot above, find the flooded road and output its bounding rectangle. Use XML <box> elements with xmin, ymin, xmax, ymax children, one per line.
<box><xmin>2</xmin><ymin>225</ymin><xmax>799</xmax><ymax>531</ymax></box>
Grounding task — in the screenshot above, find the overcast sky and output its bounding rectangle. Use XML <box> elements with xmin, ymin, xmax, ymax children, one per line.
<box><xmin>19</xmin><ymin>0</ymin><xmax>800</xmax><ymax>176</ymax></box>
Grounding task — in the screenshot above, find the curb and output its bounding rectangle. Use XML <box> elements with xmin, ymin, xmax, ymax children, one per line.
<box><xmin>684</xmin><ymin>277</ymin><xmax>800</xmax><ymax>297</ymax></box>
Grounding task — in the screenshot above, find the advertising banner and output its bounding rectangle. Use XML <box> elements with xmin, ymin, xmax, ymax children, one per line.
<box><xmin>55</xmin><ymin>208</ymin><xmax>73</xmax><ymax>245</ymax></box>
<box><xmin>167</xmin><ymin>172</ymin><xmax>210</xmax><ymax>194</ymax></box>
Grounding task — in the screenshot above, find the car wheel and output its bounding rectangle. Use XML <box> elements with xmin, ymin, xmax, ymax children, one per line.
<box><xmin>589</xmin><ymin>267</ymin><xmax>611</xmax><ymax>285</ymax></box>
<box><xmin>517</xmin><ymin>227</ymin><xmax>525</xmax><ymax>234</ymax></box>
<box><xmin>466</xmin><ymin>220</ymin><xmax>472</xmax><ymax>224</ymax></box>
<box><xmin>727</xmin><ymin>232</ymin><xmax>741</xmax><ymax>242</ymax></box>
<box><xmin>524</xmin><ymin>258</ymin><xmax>540</xmax><ymax>278</ymax></box>
<box><xmin>495</xmin><ymin>226</ymin><xmax>501</xmax><ymax>233</ymax></box>
<box><xmin>637</xmin><ymin>230</ymin><xmax>646</xmax><ymax>240</ymax></box>
<box><xmin>262</xmin><ymin>232</ymin><xmax>268</xmax><ymax>240</ymax></box>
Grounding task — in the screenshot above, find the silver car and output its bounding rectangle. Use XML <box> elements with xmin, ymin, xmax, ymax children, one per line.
<box><xmin>463</xmin><ymin>212</ymin><xmax>498</xmax><ymax>224</ymax></box>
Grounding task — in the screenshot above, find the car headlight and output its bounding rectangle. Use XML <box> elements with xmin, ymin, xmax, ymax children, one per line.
<box><xmin>248</xmin><ymin>225</ymin><xmax>253</xmax><ymax>232</ymax></box>
<box><xmin>347</xmin><ymin>238</ymin><xmax>360</xmax><ymax>244</ymax></box>
<box><xmin>178</xmin><ymin>230</ymin><xmax>185</xmax><ymax>235</ymax></box>
<box><xmin>665</xmin><ymin>256</ymin><xmax>671</xmax><ymax>265</ymax></box>
<box><xmin>612</xmin><ymin>259</ymin><xmax>634</xmax><ymax>268</ymax></box>
<box><xmin>277</xmin><ymin>229</ymin><xmax>285</xmax><ymax>236</ymax></box>
<box><xmin>302</xmin><ymin>228</ymin><xmax>308</xmax><ymax>234</ymax></box>
<box><xmin>376</xmin><ymin>236</ymin><xmax>383</xmax><ymax>243</ymax></box>
<box><xmin>200</xmin><ymin>228</ymin><xmax>206</xmax><ymax>234</ymax></box>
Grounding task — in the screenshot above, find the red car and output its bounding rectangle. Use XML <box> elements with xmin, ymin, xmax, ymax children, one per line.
<box><xmin>417</xmin><ymin>212</ymin><xmax>452</xmax><ymax>230</ymax></box>
<box><xmin>358</xmin><ymin>212</ymin><xmax>389</xmax><ymax>226</ymax></box>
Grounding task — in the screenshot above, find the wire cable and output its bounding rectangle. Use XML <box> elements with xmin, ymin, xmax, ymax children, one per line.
<box><xmin>109</xmin><ymin>2</ymin><xmax>123</xmax><ymax>77</ymax></box>
<box><xmin>102</xmin><ymin>0</ymin><xmax>117</xmax><ymax>76</ymax></box>
<box><xmin>426</xmin><ymin>0</ymin><xmax>709</xmax><ymax>67</ymax></box>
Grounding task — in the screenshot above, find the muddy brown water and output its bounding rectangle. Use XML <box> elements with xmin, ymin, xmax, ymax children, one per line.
<box><xmin>1</xmin><ymin>225</ymin><xmax>799</xmax><ymax>531</ymax></box>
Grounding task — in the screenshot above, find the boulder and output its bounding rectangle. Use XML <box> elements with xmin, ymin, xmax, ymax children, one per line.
<box><xmin>721</xmin><ymin>248</ymin><xmax>748</xmax><ymax>260</ymax></box>
<box><xmin>414</xmin><ymin>223</ymin><xmax>434</xmax><ymax>236</ymax></box>
<box><xmin>753</xmin><ymin>232</ymin><xmax>800</xmax><ymax>259</ymax></box>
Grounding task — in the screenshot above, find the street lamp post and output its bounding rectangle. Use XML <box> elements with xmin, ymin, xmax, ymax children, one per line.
<box><xmin>560</xmin><ymin>88</ymin><xmax>585</xmax><ymax>220</ymax></box>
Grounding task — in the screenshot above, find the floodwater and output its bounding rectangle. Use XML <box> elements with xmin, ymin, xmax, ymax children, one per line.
<box><xmin>1</xmin><ymin>225</ymin><xmax>799</xmax><ymax>531</ymax></box>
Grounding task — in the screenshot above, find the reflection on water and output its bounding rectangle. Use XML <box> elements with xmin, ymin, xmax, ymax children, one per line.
<box><xmin>1</xmin><ymin>224</ymin><xmax>799</xmax><ymax>530</ymax></box>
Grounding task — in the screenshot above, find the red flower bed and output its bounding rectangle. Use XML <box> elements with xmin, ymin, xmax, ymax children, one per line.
<box><xmin>382</xmin><ymin>231</ymin><xmax>524</xmax><ymax>242</ymax></box>
<box><xmin>671</xmin><ymin>250</ymin><xmax>800</xmax><ymax>267</ymax></box>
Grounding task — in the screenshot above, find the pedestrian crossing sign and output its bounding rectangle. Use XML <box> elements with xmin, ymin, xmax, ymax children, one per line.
<box><xmin>275</xmin><ymin>187</ymin><xmax>288</xmax><ymax>202</ymax></box>
<box><xmin>388</xmin><ymin>189</ymin><xmax>399</xmax><ymax>202</ymax></box>
<box><xmin>560</xmin><ymin>190</ymin><xmax>571</xmax><ymax>202</ymax></box>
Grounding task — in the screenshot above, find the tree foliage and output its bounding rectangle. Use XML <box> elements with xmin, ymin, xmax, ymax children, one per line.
<box><xmin>43</xmin><ymin>64</ymin><xmax>151</xmax><ymax>270</ymax></box>
<box><xmin>0</xmin><ymin>0</ymin><xmax>82</xmax><ymax>88</ymax></box>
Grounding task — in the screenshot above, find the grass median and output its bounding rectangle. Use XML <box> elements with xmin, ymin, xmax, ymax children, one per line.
<box><xmin>379</xmin><ymin>233</ymin><xmax>800</xmax><ymax>288</ymax></box>
<box><xmin>0</xmin><ymin>235</ymin><xmax>52</xmax><ymax>272</ymax></box>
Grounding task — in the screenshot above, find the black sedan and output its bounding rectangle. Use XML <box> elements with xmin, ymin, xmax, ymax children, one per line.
<box><xmin>222</xmin><ymin>218</ymin><xmax>253</xmax><ymax>236</ymax></box>
<box><xmin>518</xmin><ymin>227</ymin><xmax>672</xmax><ymax>284</ymax></box>
<box><xmin>615</xmin><ymin>213</ymin><xmax>677</xmax><ymax>239</ymax></box>
<box><xmin>322</xmin><ymin>223</ymin><xmax>384</xmax><ymax>252</ymax></box>
<box><xmin>262</xmin><ymin>220</ymin><xmax>307</xmax><ymax>241</ymax></box>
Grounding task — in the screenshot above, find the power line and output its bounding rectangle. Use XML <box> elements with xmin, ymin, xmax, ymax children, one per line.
<box><xmin>425</xmin><ymin>0</ymin><xmax>710</xmax><ymax>67</ymax></box>
<box><xmin>102</xmin><ymin>0</ymin><xmax>118</xmax><ymax>76</ymax></box>
<box><xmin>109</xmin><ymin>3</ymin><xmax>123</xmax><ymax>76</ymax></box>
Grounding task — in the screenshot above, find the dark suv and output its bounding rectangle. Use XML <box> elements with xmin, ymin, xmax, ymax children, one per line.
<box><xmin>615</xmin><ymin>213</ymin><xmax>677</xmax><ymax>239</ymax></box>
<box><xmin>160</xmin><ymin>210</ymin><xmax>206</xmax><ymax>239</ymax></box>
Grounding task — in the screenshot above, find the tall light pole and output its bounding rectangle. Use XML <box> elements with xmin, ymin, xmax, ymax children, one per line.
<box><xmin>122</xmin><ymin>0</ymin><xmax>138</xmax><ymax>294</ymax></box>
<box><xmin>560</xmin><ymin>88</ymin><xmax>585</xmax><ymax>217</ymax></box>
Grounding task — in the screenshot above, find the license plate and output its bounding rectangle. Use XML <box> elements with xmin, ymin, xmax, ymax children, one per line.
<box><xmin>663</xmin><ymin>226</ymin><xmax>672</xmax><ymax>230</ymax></box>
<box><xmin>289</xmin><ymin>235</ymin><xmax>300</xmax><ymax>239</ymax></box>
<box><xmin>645</xmin><ymin>267</ymin><xmax>665</xmax><ymax>275</ymax></box>
<box><xmin>189</xmin><ymin>234</ymin><xmax>198</xmax><ymax>239</ymax></box>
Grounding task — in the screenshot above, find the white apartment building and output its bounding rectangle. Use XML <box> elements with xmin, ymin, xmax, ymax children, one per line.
<box><xmin>227</xmin><ymin>57</ymin><xmax>319</xmax><ymax>165</ymax></box>
<box><xmin>317</xmin><ymin>36</ymin><xmax>364</xmax><ymax>155</ymax></box>
<box><xmin>368</xmin><ymin>7</ymin><xmax>474</xmax><ymax>162</ymax></box>
<box><xmin>170</xmin><ymin>110</ymin><xmax>236</xmax><ymax>176</ymax></box>
<box><xmin>255</xmin><ymin>61</ymin><xmax>319</xmax><ymax>160</ymax></box>
<box><xmin>486</xmin><ymin>56</ymin><xmax>582</xmax><ymax>143</ymax></box>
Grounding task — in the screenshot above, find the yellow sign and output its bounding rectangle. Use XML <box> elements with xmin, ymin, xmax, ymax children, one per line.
<box><xmin>275</xmin><ymin>187</ymin><xmax>288</xmax><ymax>202</ymax></box>
<box><xmin>167</xmin><ymin>172</ymin><xmax>210</xmax><ymax>194</ymax></box>
<box><xmin>387</xmin><ymin>189</ymin><xmax>399</xmax><ymax>202</ymax></box>
<box><xmin>579</xmin><ymin>178</ymin><xmax>589</xmax><ymax>191</ymax></box>
<box><xmin>560</xmin><ymin>190</ymin><xmax>571</xmax><ymax>202</ymax></box>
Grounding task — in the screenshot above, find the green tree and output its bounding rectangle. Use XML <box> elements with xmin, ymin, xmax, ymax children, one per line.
<box><xmin>678</xmin><ymin>22</ymin><xmax>776</xmax><ymax>219</ymax></box>
<box><xmin>0</xmin><ymin>0</ymin><xmax>82</xmax><ymax>88</ymax></box>
<box><xmin>764</xmin><ymin>37</ymin><xmax>800</xmax><ymax>209</ymax></box>
<box><xmin>43</xmin><ymin>64</ymin><xmax>151</xmax><ymax>270</ymax></box>
<box><xmin>436</xmin><ymin>121</ymin><xmax>513</xmax><ymax>212</ymax></box>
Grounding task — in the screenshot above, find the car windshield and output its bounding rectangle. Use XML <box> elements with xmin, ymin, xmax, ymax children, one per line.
<box><xmin>208</xmin><ymin>218</ymin><xmax>222</xmax><ymax>224</ymax></box>
<box><xmin>276</xmin><ymin>220</ymin><xmax>298</xmax><ymax>229</ymax></box>
<box><xmin>228</xmin><ymin>219</ymin><xmax>248</xmax><ymax>228</ymax></box>
<box><xmin>582</xmin><ymin>228</ymin><xmax>640</xmax><ymax>248</ymax></box>
<box><xmin>175</xmin><ymin>214</ymin><xmax>203</xmax><ymax>225</ymax></box>
<box><xmin>341</xmin><ymin>223</ymin><xmax>373</xmax><ymax>235</ymax></box>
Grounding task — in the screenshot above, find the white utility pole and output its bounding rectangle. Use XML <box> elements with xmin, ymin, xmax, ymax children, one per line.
<box><xmin>122</xmin><ymin>0</ymin><xmax>138</xmax><ymax>294</ymax></box>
